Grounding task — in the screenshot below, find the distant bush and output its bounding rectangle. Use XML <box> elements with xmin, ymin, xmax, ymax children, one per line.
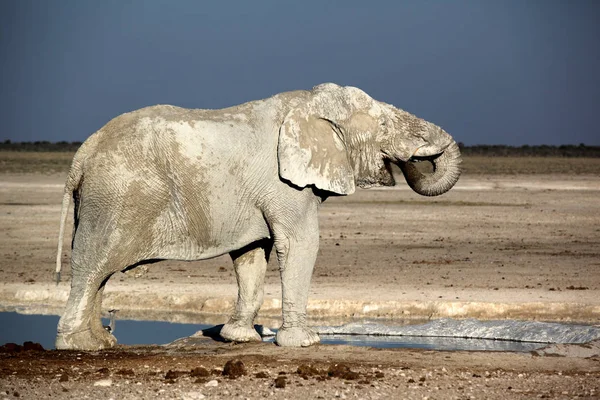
<box><xmin>457</xmin><ymin>143</ymin><xmax>599</xmax><ymax>158</ymax></box>
<box><xmin>1</xmin><ymin>140</ymin><xmax>82</xmax><ymax>152</ymax></box>
<box><xmin>1</xmin><ymin>141</ymin><xmax>599</xmax><ymax>157</ymax></box>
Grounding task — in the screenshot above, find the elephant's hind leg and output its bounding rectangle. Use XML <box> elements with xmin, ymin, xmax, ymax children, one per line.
<box><xmin>220</xmin><ymin>239</ymin><xmax>272</xmax><ymax>343</ymax></box>
<box><xmin>89</xmin><ymin>276</ymin><xmax>117</xmax><ymax>346</ymax></box>
<box><xmin>56</xmin><ymin>263</ymin><xmax>115</xmax><ymax>350</ymax></box>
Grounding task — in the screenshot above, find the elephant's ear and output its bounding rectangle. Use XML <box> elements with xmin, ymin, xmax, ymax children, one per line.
<box><xmin>278</xmin><ymin>107</ymin><xmax>355</xmax><ymax>195</ymax></box>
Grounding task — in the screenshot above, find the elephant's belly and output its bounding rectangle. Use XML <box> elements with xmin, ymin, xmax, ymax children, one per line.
<box><xmin>150</xmin><ymin>211</ymin><xmax>270</xmax><ymax>261</ymax></box>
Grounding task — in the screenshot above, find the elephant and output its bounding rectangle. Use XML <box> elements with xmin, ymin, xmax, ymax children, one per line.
<box><xmin>55</xmin><ymin>83</ymin><xmax>461</xmax><ymax>350</ymax></box>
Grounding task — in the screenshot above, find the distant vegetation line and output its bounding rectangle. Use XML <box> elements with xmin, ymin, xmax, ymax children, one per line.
<box><xmin>1</xmin><ymin>141</ymin><xmax>82</xmax><ymax>152</ymax></box>
<box><xmin>1</xmin><ymin>140</ymin><xmax>599</xmax><ymax>157</ymax></box>
<box><xmin>457</xmin><ymin>143</ymin><xmax>600</xmax><ymax>158</ymax></box>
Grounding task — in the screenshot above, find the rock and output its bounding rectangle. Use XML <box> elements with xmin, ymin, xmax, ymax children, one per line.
<box><xmin>297</xmin><ymin>364</ymin><xmax>322</xmax><ymax>378</ymax></box>
<box><xmin>327</xmin><ymin>363</ymin><xmax>360</xmax><ymax>380</ymax></box>
<box><xmin>204</xmin><ymin>380</ymin><xmax>219</xmax><ymax>387</ymax></box>
<box><xmin>222</xmin><ymin>359</ymin><xmax>246</xmax><ymax>379</ymax></box>
<box><xmin>165</xmin><ymin>370</ymin><xmax>187</xmax><ymax>380</ymax></box>
<box><xmin>93</xmin><ymin>379</ymin><xmax>112</xmax><ymax>387</ymax></box>
<box><xmin>275</xmin><ymin>376</ymin><xmax>286</xmax><ymax>388</ymax></box>
<box><xmin>182</xmin><ymin>392</ymin><xmax>205</xmax><ymax>400</ymax></box>
<box><xmin>190</xmin><ymin>367</ymin><xmax>210</xmax><ymax>377</ymax></box>
<box><xmin>116</xmin><ymin>368</ymin><xmax>134</xmax><ymax>376</ymax></box>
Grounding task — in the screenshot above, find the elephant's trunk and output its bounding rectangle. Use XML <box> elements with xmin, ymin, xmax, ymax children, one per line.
<box><xmin>399</xmin><ymin>140</ymin><xmax>462</xmax><ymax>196</ymax></box>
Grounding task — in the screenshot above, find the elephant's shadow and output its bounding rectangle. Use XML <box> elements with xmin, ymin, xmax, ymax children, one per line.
<box><xmin>188</xmin><ymin>324</ymin><xmax>274</xmax><ymax>343</ymax></box>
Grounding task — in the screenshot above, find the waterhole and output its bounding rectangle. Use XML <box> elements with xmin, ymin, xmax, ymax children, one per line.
<box><xmin>2</xmin><ymin>311</ymin><xmax>598</xmax><ymax>352</ymax></box>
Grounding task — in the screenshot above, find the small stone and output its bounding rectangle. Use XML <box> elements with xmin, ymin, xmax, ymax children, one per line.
<box><xmin>165</xmin><ymin>370</ymin><xmax>186</xmax><ymax>380</ymax></box>
<box><xmin>327</xmin><ymin>363</ymin><xmax>359</xmax><ymax>380</ymax></box>
<box><xmin>93</xmin><ymin>379</ymin><xmax>112</xmax><ymax>387</ymax></box>
<box><xmin>274</xmin><ymin>376</ymin><xmax>286</xmax><ymax>388</ymax></box>
<box><xmin>204</xmin><ymin>380</ymin><xmax>219</xmax><ymax>387</ymax></box>
<box><xmin>181</xmin><ymin>392</ymin><xmax>206</xmax><ymax>400</ymax></box>
<box><xmin>223</xmin><ymin>359</ymin><xmax>246</xmax><ymax>379</ymax></box>
<box><xmin>191</xmin><ymin>367</ymin><xmax>210</xmax><ymax>377</ymax></box>
<box><xmin>116</xmin><ymin>369</ymin><xmax>134</xmax><ymax>376</ymax></box>
<box><xmin>297</xmin><ymin>364</ymin><xmax>321</xmax><ymax>378</ymax></box>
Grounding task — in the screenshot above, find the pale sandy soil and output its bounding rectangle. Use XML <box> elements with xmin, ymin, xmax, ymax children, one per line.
<box><xmin>1</xmin><ymin>173</ymin><xmax>599</xmax><ymax>322</ymax></box>
<box><xmin>0</xmin><ymin>172</ymin><xmax>599</xmax><ymax>398</ymax></box>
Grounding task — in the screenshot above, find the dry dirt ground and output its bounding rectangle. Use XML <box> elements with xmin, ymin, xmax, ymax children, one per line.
<box><xmin>1</xmin><ymin>159</ymin><xmax>600</xmax><ymax>398</ymax></box>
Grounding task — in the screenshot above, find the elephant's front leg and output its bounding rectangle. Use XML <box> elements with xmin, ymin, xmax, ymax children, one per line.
<box><xmin>273</xmin><ymin>207</ymin><xmax>321</xmax><ymax>347</ymax></box>
<box><xmin>220</xmin><ymin>240</ymin><xmax>272</xmax><ymax>342</ymax></box>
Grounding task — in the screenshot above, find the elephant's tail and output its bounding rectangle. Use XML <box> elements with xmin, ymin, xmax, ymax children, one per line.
<box><xmin>55</xmin><ymin>189</ymin><xmax>71</xmax><ymax>284</ymax></box>
<box><xmin>55</xmin><ymin>156</ymin><xmax>85</xmax><ymax>285</ymax></box>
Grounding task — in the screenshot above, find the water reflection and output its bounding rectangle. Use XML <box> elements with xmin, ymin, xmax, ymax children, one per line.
<box><xmin>317</xmin><ymin>334</ymin><xmax>542</xmax><ymax>351</ymax></box>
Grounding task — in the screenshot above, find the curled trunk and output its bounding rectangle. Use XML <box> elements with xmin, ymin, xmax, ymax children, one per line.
<box><xmin>399</xmin><ymin>141</ymin><xmax>462</xmax><ymax>196</ymax></box>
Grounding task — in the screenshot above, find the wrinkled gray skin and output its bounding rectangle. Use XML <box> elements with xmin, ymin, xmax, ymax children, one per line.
<box><xmin>55</xmin><ymin>83</ymin><xmax>461</xmax><ymax>350</ymax></box>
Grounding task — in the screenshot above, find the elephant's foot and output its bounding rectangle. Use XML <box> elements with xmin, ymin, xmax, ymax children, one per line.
<box><xmin>56</xmin><ymin>328</ymin><xmax>116</xmax><ymax>351</ymax></box>
<box><xmin>275</xmin><ymin>326</ymin><xmax>320</xmax><ymax>347</ymax></box>
<box><xmin>220</xmin><ymin>322</ymin><xmax>262</xmax><ymax>343</ymax></box>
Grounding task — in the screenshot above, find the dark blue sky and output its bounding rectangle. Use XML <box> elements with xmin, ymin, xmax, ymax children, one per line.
<box><xmin>1</xmin><ymin>1</ymin><xmax>599</xmax><ymax>145</ymax></box>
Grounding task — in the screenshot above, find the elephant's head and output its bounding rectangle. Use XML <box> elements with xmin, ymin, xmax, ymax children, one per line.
<box><xmin>278</xmin><ymin>83</ymin><xmax>461</xmax><ymax>196</ymax></box>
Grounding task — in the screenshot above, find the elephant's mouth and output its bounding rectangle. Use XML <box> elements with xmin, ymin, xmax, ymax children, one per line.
<box><xmin>406</xmin><ymin>152</ymin><xmax>443</xmax><ymax>172</ymax></box>
<box><xmin>409</xmin><ymin>152</ymin><xmax>442</xmax><ymax>162</ymax></box>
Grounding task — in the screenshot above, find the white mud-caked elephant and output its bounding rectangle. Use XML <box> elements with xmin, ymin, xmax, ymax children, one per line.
<box><xmin>55</xmin><ymin>83</ymin><xmax>461</xmax><ymax>350</ymax></box>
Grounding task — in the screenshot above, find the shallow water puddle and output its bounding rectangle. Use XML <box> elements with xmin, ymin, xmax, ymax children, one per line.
<box><xmin>0</xmin><ymin>311</ymin><xmax>556</xmax><ymax>352</ymax></box>
<box><xmin>314</xmin><ymin>334</ymin><xmax>543</xmax><ymax>352</ymax></box>
<box><xmin>0</xmin><ymin>312</ymin><xmax>210</xmax><ymax>350</ymax></box>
